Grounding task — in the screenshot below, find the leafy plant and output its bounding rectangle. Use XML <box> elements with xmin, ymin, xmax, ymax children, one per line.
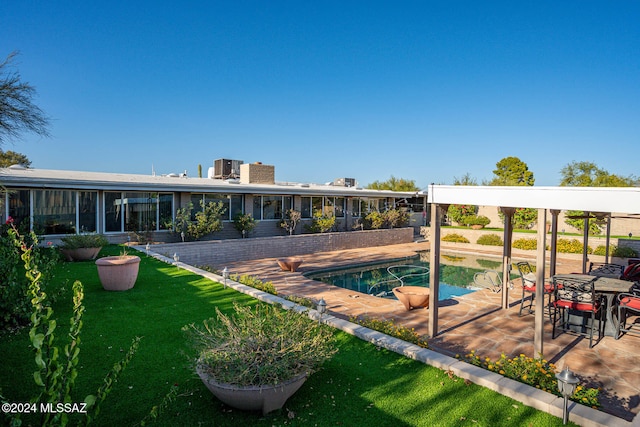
<box><xmin>171</xmin><ymin>200</ymin><xmax>225</xmax><ymax>241</ymax></box>
<box><xmin>231</xmin><ymin>213</ymin><xmax>256</xmax><ymax>238</ymax></box>
<box><xmin>442</xmin><ymin>233</ymin><xmax>470</xmax><ymax>243</ymax></box>
<box><xmin>564</xmin><ymin>211</ymin><xmax>602</xmax><ymax>235</ymax></box>
<box><xmin>458</xmin><ymin>350</ymin><xmax>599</xmax><ymax>408</ymax></box>
<box><xmin>349</xmin><ymin>315</ymin><xmax>428</xmax><ymax>348</ymax></box>
<box><xmin>556</xmin><ymin>238</ymin><xmax>592</xmax><ymax>254</ymax></box>
<box><xmin>383</xmin><ymin>208</ymin><xmax>409</xmax><ymax>229</ymax></box>
<box><xmin>477</xmin><ymin>234</ymin><xmax>503</xmax><ymax>246</ymax></box>
<box><xmin>306</xmin><ymin>210</ymin><xmax>336</xmax><ymax>233</ymax></box>
<box><xmin>184</xmin><ymin>302</ymin><xmax>337</xmax><ymax>386</ymax></box>
<box><xmin>613</xmin><ymin>246</ymin><xmax>638</xmax><ymax>258</ymax></box>
<box><xmin>513</xmin><ymin>237</ymin><xmax>537</xmax><ymax>250</ymax></box>
<box><xmin>284</xmin><ymin>295</ymin><xmax>316</xmax><ymax>308</ymax></box>
<box><xmin>230</xmin><ymin>273</ymin><xmax>277</xmax><ymax>295</ymax></box>
<box><xmin>447</xmin><ymin>204</ymin><xmax>478</xmax><ymax>224</ymax></box>
<box><xmin>364</xmin><ymin>211</ymin><xmax>384</xmax><ymax>230</ymax></box>
<box><xmin>280</xmin><ymin>209</ymin><xmax>302</xmax><ymax>235</ymax></box>
<box><xmin>1</xmin><ymin>220</ymin><xmax>60</xmax><ymax>332</ymax></box>
<box><xmin>59</xmin><ymin>233</ymin><xmax>109</xmax><ymax>249</ymax></box>
<box><xmin>462</xmin><ymin>215</ymin><xmax>490</xmax><ymax>227</ymax></box>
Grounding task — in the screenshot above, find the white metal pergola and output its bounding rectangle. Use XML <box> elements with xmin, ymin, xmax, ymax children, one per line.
<box><xmin>427</xmin><ymin>185</ymin><xmax>640</xmax><ymax>356</ymax></box>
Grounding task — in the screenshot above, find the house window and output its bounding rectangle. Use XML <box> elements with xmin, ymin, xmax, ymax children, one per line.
<box><xmin>190</xmin><ymin>193</ymin><xmax>243</xmax><ymax>220</ymax></box>
<box><xmin>6</xmin><ymin>189</ymin><xmax>31</xmax><ymax>232</ymax></box>
<box><xmin>104</xmin><ymin>192</ymin><xmax>173</xmax><ymax>233</ymax></box>
<box><xmin>252</xmin><ymin>195</ymin><xmax>292</xmax><ymax>220</ymax></box>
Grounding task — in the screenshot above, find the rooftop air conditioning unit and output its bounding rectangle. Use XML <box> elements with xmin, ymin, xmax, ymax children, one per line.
<box><xmin>214</xmin><ymin>158</ymin><xmax>243</xmax><ymax>179</ymax></box>
<box><xmin>334</xmin><ymin>177</ymin><xmax>356</xmax><ymax>187</ymax></box>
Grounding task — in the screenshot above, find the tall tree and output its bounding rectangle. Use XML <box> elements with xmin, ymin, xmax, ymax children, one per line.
<box><xmin>452</xmin><ymin>173</ymin><xmax>477</xmax><ymax>186</ymax></box>
<box><xmin>0</xmin><ymin>150</ymin><xmax>31</xmax><ymax>168</ymax></box>
<box><xmin>488</xmin><ymin>156</ymin><xmax>534</xmax><ymax>186</ymax></box>
<box><xmin>560</xmin><ymin>161</ymin><xmax>638</xmax><ymax>187</ymax></box>
<box><xmin>366</xmin><ymin>176</ymin><xmax>420</xmax><ymax>192</ymax></box>
<box><xmin>0</xmin><ymin>51</ymin><xmax>50</xmax><ymax>145</ymax></box>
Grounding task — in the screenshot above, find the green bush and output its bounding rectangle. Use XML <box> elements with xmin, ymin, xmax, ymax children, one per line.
<box><xmin>476</xmin><ymin>234</ymin><xmax>503</xmax><ymax>246</ymax></box>
<box><xmin>447</xmin><ymin>204</ymin><xmax>478</xmax><ymax>224</ymax></box>
<box><xmin>231</xmin><ymin>274</ymin><xmax>277</xmax><ymax>295</ymax></box>
<box><xmin>556</xmin><ymin>238</ymin><xmax>592</xmax><ymax>254</ymax></box>
<box><xmin>442</xmin><ymin>233</ymin><xmax>470</xmax><ymax>243</ymax></box>
<box><xmin>613</xmin><ymin>246</ymin><xmax>638</xmax><ymax>258</ymax></box>
<box><xmin>306</xmin><ymin>210</ymin><xmax>336</xmax><ymax>233</ymax></box>
<box><xmin>462</xmin><ymin>215</ymin><xmax>490</xmax><ymax>227</ymax></box>
<box><xmin>513</xmin><ymin>238</ymin><xmax>537</xmax><ymax>250</ymax></box>
<box><xmin>350</xmin><ymin>315</ymin><xmax>428</xmax><ymax>348</ymax></box>
<box><xmin>60</xmin><ymin>233</ymin><xmax>109</xmax><ymax>249</ymax></box>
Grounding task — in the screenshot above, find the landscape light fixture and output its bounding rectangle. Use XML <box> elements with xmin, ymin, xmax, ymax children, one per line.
<box><xmin>556</xmin><ymin>366</ymin><xmax>579</xmax><ymax>425</ymax></box>
<box><xmin>173</xmin><ymin>252</ymin><xmax>179</xmax><ymax>267</ymax></box>
<box><xmin>317</xmin><ymin>298</ymin><xmax>327</xmax><ymax>324</ymax></box>
<box><xmin>145</xmin><ymin>243</ymin><xmax>150</xmax><ymax>256</ymax></box>
<box><xmin>222</xmin><ymin>267</ymin><xmax>229</xmax><ymax>289</ymax></box>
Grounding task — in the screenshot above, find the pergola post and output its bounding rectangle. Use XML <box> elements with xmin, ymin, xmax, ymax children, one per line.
<box><xmin>500</xmin><ymin>207</ymin><xmax>515</xmax><ymax>309</ymax></box>
<box><xmin>428</xmin><ymin>203</ymin><xmax>446</xmax><ymax>338</ymax></box>
<box><xmin>549</xmin><ymin>209</ymin><xmax>560</xmax><ymax>277</ymax></box>
<box><xmin>534</xmin><ymin>208</ymin><xmax>547</xmax><ymax>356</ymax></box>
<box><xmin>582</xmin><ymin>212</ymin><xmax>590</xmax><ymax>273</ymax></box>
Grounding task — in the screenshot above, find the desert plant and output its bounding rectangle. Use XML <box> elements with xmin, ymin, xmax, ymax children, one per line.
<box><xmin>364</xmin><ymin>211</ymin><xmax>384</xmax><ymax>229</ymax></box>
<box><xmin>171</xmin><ymin>200</ymin><xmax>225</xmax><ymax>241</ymax></box>
<box><xmin>476</xmin><ymin>234</ymin><xmax>503</xmax><ymax>246</ymax></box>
<box><xmin>232</xmin><ymin>213</ymin><xmax>256</xmax><ymax>238</ymax></box>
<box><xmin>462</xmin><ymin>215</ymin><xmax>490</xmax><ymax>227</ymax></box>
<box><xmin>230</xmin><ymin>274</ymin><xmax>277</xmax><ymax>295</ymax></box>
<box><xmin>59</xmin><ymin>233</ymin><xmax>109</xmax><ymax>249</ymax></box>
<box><xmin>446</xmin><ymin>204</ymin><xmax>478</xmax><ymax>224</ymax></box>
<box><xmin>306</xmin><ymin>210</ymin><xmax>336</xmax><ymax>233</ymax></box>
<box><xmin>184</xmin><ymin>302</ymin><xmax>337</xmax><ymax>387</ymax></box>
<box><xmin>442</xmin><ymin>233</ymin><xmax>470</xmax><ymax>243</ymax></box>
<box><xmin>383</xmin><ymin>208</ymin><xmax>409</xmax><ymax>229</ymax></box>
<box><xmin>350</xmin><ymin>315</ymin><xmax>428</xmax><ymax>348</ymax></box>
<box><xmin>280</xmin><ymin>209</ymin><xmax>301</xmax><ymax>235</ymax></box>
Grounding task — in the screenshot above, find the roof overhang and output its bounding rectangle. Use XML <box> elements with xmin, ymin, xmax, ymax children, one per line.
<box><xmin>428</xmin><ymin>184</ymin><xmax>640</xmax><ymax>214</ymax></box>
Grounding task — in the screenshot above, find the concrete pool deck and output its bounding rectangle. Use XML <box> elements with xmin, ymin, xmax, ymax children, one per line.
<box><xmin>153</xmin><ymin>241</ymin><xmax>640</xmax><ymax>426</ymax></box>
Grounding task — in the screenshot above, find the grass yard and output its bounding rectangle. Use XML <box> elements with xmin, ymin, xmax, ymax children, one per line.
<box><xmin>0</xmin><ymin>245</ymin><xmax>574</xmax><ymax>426</ymax></box>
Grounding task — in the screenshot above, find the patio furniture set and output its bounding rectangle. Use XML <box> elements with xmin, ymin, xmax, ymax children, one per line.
<box><xmin>515</xmin><ymin>261</ymin><xmax>640</xmax><ymax>348</ymax></box>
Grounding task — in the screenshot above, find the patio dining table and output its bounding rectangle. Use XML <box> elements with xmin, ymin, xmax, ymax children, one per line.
<box><xmin>552</xmin><ymin>274</ymin><xmax>633</xmax><ymax>337</ymax></box>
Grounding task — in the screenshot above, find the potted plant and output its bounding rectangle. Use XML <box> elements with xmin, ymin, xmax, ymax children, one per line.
<box><xmin>59</xmin><ymin>233</ymin><xmax>109</xmax><ymax>261</ymax></box>
<box><xmin>462</xmin><ymin>215</ymin><xmax>491</xmax><ymax>230</ymax></box>
<box><xmin>95</xmin><ymin>247</ymin><xmax>140</xmax><ymax>291</ymax></box>
<box><xmin>184</xmin><ymin>302</ymin><xmax>337</xmax><ymax>415</ymax></box>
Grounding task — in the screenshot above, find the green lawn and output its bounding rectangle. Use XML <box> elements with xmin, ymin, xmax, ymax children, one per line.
<box><xmin>1</xmin><ymin>245</ymin><xmax>574</xmax><ymax>426</ymax></box>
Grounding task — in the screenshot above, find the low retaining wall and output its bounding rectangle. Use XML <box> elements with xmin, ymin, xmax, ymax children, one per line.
<box><xmin>148</xmin><ymin>228</ymin><xmax>414</xmax><ymax>269</ymax></box>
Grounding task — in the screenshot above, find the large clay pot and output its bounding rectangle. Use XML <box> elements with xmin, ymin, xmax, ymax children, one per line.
<box><xmin>95</xmin><ymin>255</ymin><xmax>140</xmax><ymax>291</ymax></box>
<box><xmin>196</xmin><ymin>364</ymin><xmax>307</xmax><ymax>415</ymax></box>
<box><xmin>60</xmin><ymin>247</ymin><xmax>102</xmax><ymax>262</ymax></box>
<box><xmin>277</xmin><ymin>257</ymin><xmax>304</xmax><ymax>272</ymax></box>
<box><xmin>392</xmin><ymin>286</ymin><xmax>430</xmax><ymax>310</ymax></box>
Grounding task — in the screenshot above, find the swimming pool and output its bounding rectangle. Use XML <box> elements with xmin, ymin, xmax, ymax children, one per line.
<box><xmin>305</xmin><ymin>253</ymin><xmax>490</xmax><ymax>301</ymax></box>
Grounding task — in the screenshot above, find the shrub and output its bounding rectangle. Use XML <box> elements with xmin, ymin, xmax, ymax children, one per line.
<box><xmin>350</xmin><ymin>315</ymin><xmax>428</xmax><ymax>348</ymax></box>
<box><xmin>363</xmin><ymin>211</ymin><xmax>384</xmax><ymax>230</ymax></box>
<box><xmin>1</xmin><ymin>223</ymin><xmax>61</xmax><ymax>332</ymax></box>
<box><xmin>284</xmin><ymin>295</ymin><xmax>316</xmax><ymax>309</ymax></box>
<box><xmin>442</xmin><ymin>233</ymin><xmax>470</xmax><ymax>243</ymax></box>
<box><xmin>612</xmin><ymin>246</ymin><xmax>638</xmax><ymax>258</ymax></box>
<box><xmin>458</xmin><ymin>351</ymin><xmax>599</xmax><ymax>408</ymax></box>
<box><xmin>462</xmin><ymin>215</ymin><xmax>490</xmax><ymax>227</ymax></box>
<box><xmin>231</xmin><ymin>274</ymin><xmax>277</xmax><ymax>295</ymax></box>
<box><xmin>556</xmin><ymin>238</ymin><xmax>592</xmax><ymax>254</ymax></box>
<box><xmin>185</xmin><ymin>302</ymin><xmax>337</xmax><ymax>386</ymax></box>
<box><xmin>447</xmin><ymin>204</ymin><xmax>478</xmax><ymax>224</ymax></box>
<box><xmin>306</xmin><ymin>210</ymin><xmax>336</xmax><ymax>233</ymax></box>
<box><xmin>513</xmin><ymin>238</ymin><xmax>537</xmax><ymax>250</ymax></box>
<box><xmin>477</xmin><ymin>234</ymin><xmax>503</xmax><ymax>246</ymax></box>
<box><xmin>232</xmin><ymin>213</ymin><xmax>256</xmax><ymax>238</ymax></box>
<box><xmin>383</xmin><ymin>208</ymin><xmax>409</xmax><ymax>229</ymax></box>
<box><xmin>60</xmin><ymin>233</ymin><xmax>109</xmax><ymax>249</ymax></box>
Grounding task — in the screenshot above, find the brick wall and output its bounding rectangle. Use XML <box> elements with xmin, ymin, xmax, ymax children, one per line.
<box><xmin>149</xmin><ymin>227</ymin><xmax>414</xmax><ymax>269</ymax></box>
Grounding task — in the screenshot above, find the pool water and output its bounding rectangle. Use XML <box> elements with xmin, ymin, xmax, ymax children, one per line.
<box><xmin>305</xmin><ymin>255</ymin><xmax>482</xmax><ymax>301</ymax></box>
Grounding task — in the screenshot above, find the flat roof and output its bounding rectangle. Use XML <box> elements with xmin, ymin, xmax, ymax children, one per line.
<box><xmin>0</xmin><ymin>167</ymin><xmax>423</xmax><ymax>198</ymax></box>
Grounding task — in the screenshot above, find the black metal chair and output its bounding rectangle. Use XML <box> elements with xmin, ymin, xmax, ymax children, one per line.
<box><xmin>616</xmin><ymin>286</ymin><xmax>640</xmax><ymax>339</ymax></box>
<box><xmin>551</xmin><ymin>275</ymin><xmax>603</xmax><ymax>348</ymax></box>
<box><xmin>516</xmin><ymin>261</ymin><xmax>554</xmax><ymax>316</ymax></box>
<box><xmin>588</xmin><ymin>262</ymin><xmax>624</xmax><ymax>278</ymax></box>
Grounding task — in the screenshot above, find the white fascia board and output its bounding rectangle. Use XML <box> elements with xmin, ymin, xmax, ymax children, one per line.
<box><xmin>428</xmin><ymin>185</ymin><xmax>640</xmax><ymax>214</ymax></box>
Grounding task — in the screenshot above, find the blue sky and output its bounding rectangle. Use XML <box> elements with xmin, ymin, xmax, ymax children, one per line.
<box><xmin>3</xmin><ymin>1</ymin><xmax>639</xmax><ymax>189</ymax></box>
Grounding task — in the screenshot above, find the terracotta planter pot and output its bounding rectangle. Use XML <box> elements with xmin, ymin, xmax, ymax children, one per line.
<box><xmin>277</xmin><ymin>257</ymin><xmax>304</xmax><ymax>272</ymax></box>
<box><xmin>60</xmin><ymin>247</ymin><xmax>102</xmax><ymax>261</ymax></box>
<box><xmin>95</xmin><ymin>255</ymin><xmax>140</xmax><ymax>291</ymax></box>
<box><xmin>196</xmin><ymin>364</ymin><xmax>307</xmax><ymax>415</ymax></box>
<box><xmin>470</xmin><ymin>225</ymin><xmax>484</xmax><ymax>230</ymax></box>
<box><xmin>392</xmin><ymin>286</ymin><xmax>430</xmax><ymax>310</ymax></box>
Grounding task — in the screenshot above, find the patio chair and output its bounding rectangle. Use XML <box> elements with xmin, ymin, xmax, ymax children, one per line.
<box><xmin>472</xmin><ymin>270</ymin><xmax>503</xmax><ymax>293</ymax></box>
<box><xmin>551</xmin><ymin>275</ymin><xmax>603</xmax><ymax>348</ymax></box>
<box><xmin>515</xmin><ymin>261</ymin><xmax>554</xmax><ymax>316</ymax></box>
<box><xmin>588</xmin><ymin>262</ymin><xmax>624</xmax><ymax>279</ymax></box>
<box><xmin>616</xmin><ymin>286</ymin><xmax>640</xmax><ymax>339</ymax></box>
